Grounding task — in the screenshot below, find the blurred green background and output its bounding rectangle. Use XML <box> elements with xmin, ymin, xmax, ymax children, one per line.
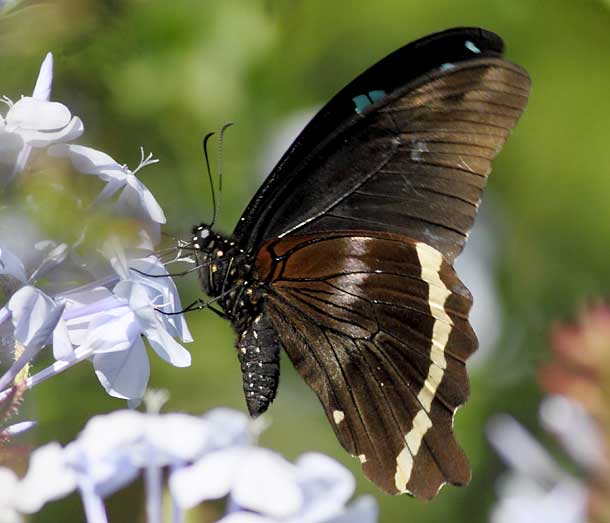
<box><xmin>2</xmin><ymin>0</ymin><xmax>610</xmax><ymax>521</ymax></box>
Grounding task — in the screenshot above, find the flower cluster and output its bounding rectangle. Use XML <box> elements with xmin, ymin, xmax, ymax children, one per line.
<box><xmin>0</xmin><ymin>403</ymin><xmax>377</xmax><ymax>523</ymax></box>
<box><xmin>0</xmin><ymin>51</ymin><xmax>379</xmax><ymax>523</ymax></box>
<box><xmin>0</xmin><ymin>53</ymin><xmax>192</xmax><ymax>407</ymax></box>
<box><xmin>488</xmin><ymin>303</ymin><xmax>610</xmax><ymax>523</ymax></box>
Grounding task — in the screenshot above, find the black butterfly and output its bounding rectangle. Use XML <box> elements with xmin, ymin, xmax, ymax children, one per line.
<box><xmin>190</xmin><ymin>27</ymin><xmax>530</xmax><ymax>498</ymax></box>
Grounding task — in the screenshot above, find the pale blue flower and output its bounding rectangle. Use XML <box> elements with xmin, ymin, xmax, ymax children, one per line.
<box><xmin>1</xmin><ymin>420</ymin><xmax>36</xmax><ymax>436</ymax></box>
<box><xmin>0</xmin><ymin>244</ymin><xmax>27</xmax><ymax>282</ymax></box>
<box><xmin>14</xmin><ymin>442</ymin><xmax>77</xmax><ymax>514</ymax></box>
<box><xmin>0</xmin><ymin>96</ymin><xmax>83</xmax><ymax>184</ymax></box>
<box><xmin>0</xmin><ymin>285</ymin><xmax>64</xmax><ymax>390</ymax></box>
<box><xmin>0</xmin><ymin>238</ymin><xmax>191</xmax><ymax>403</ymax></box>
<box><xmin>0</xmin><ymin>467</ymin><xmax>21</xmax><ymax>523</ymax></box>
<box><xmin>31</xmin><ymin>52</ymin><xmax>53</xmax><ymax>102</ymax></box>
<box><xmin>11</xmin><ymin>52</ymin><xmax>54</xmax><ymax>176</ymax></box>
<box><xmin>170</xmin><ymin>449</ymin><xmax>378</xmax><ymax>523</ymax></box>
<box><xmin>0</xmin><ymin>443</ymin><xmax>77</xmax><ymax>521</ymax></box>
<box><xmin>48</xmin><ymin>144</ymin><xmax>166</xmax><ymax>225</ymax></box>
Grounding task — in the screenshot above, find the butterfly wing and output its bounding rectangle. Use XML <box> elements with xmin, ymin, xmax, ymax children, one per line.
<box><xmin>229</xmin><ymin>27</ymin><xmax>530</xmax><ymax>497</ymax></box>
<box><xmin>255</xmin><ymin>232</ymin><xmax>477</xmax><ymax>497</ymax></box>
<box><xmin>234</xmin><ymin>27</ymin><xmax>530</xmax><ymax>262</ymax></box>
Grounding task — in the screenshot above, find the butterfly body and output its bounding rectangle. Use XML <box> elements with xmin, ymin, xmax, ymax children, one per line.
<box><xmin>192</xmin><ymin>224</ymin><xmax>281</xmax><ymax>416</ymax></box>
<box><xmin>191</xmin><ymin>27</ymin><xmax>530</xmax><ymax>498</ymax></box>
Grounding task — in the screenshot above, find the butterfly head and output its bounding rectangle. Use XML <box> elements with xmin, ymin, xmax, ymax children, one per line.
<box><xmin>191</xmin><ymin>223</ymin><xmax>221</xmax><ymax>255</ymax></box>
<box><xmin>191</xmin><ymin>223</ymin><xmax>243</xmax><ymax>300</ymax></box>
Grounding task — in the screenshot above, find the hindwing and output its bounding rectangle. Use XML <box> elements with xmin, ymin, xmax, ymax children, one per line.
<box><xmin>255</xmin><ymin>232</ymin><xmax>477</xmax><ymax>498</ymax></box>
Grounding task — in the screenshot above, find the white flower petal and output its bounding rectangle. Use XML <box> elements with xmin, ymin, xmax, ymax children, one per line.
<box><xmin>65</xmin><ymin>441</ymin><xmax>141</xmax><ymax>499</ymax></box>
<box><xmin>8</xmin><ymin>286</ymin><xmax>64</xmax><ymax>349</ymax></box>
<box><xmin>292</xmin><ymin>453</ymin><xmax>355</xmax><ymax>523</ymax></box>
<box><xmin>0</xmin><ymin>245</ymin><xmax>27</xmax><ymax>282</ymax></box>
<box><xmin>77</xmin><ymin>410</ymin><xmax>145</xmax><ymax>456</ymax></box>
<box><xmin>117</xmin><ymin>280</ymin><xmax>190</xmax><ymax>367</ymax></box>
<box><xmin>20</xmin><ymin>116</ymin><xmax>83</xmax><ymax>147</ymax></box>
<box><xmin>52</xmin><ymin>317</ymin><xmax>75</xmax><ymax>360</ymax></box>
<box><xmin>93</xmin><ymin>336</ymin><xmax>150</xmax><ymax>400</ymax></box>
<box><xmin>128</xmin><ymin>257</ymin><xmax>192</xmax><ymax>342</ymax></box>
<box><xmin>0</xmin><ymin>468</ymin><xmax>20</xmax><ymax>522</ymax></box>
<box><xmin>81</xmin><ymin>307</ymin><xmax>139</xmax><ymax>353</ymax></box>
<box><xmin>203</xmin><ymin>408</ymin><xmax>253</xmax><ymax>448</ymax></box>
<box><xmin>15</xmin><ymin>442</ymin><xmax>77</xmax><ymax>513</ymax></box>
<box><xmin>94</xmin><ymin>178</ymin><xmax>124</xmax><ymax>204</ymax></box>
<box><xmin>169</xmin><ymin>447</ymin><xmax>246</xmax><ymax>509</ymax></box>
<box><xmin>142</xmin><ymin>321</ymin><xmax>191</xmax><ymax>367</ymax></box>
<box><xmin>32</xmin><ymin>52</ymin><xmax>53</xmax><ymax>101</ymax></box>
<box><xmin>117</xmin><ymin>177</ymin><xmax>166</xmax><ymax>224</ymax></box>
<box><xmin>7</xmin><ymin>98</ymin><xmax>70</xmax><ymax>131</ymax></box>
<box><xmin>144</xmin><ymin>413</ymin><xmax>210</xmax><ymax>463</ymax></box>
<box><xmin>0</xmin><ymin>467</ymin><xmax>19</xmax><ymax>501</ymax></box>
<box><xmin>492</xmin><ymin>475</ymin><xmax>587</xmax><ymax>523</ymax></box>
<box><xmin>3</xmin><ymin>421</ymin><xmax>37</xmax><ymax>436</ymax></box>
<box><xmin>48</xmin><ymin>144</ymin><xmax>124</xmax><ymax>180</ymax></box>
<box><xmin>487</xmin><ymin>414</ymin><xmax>564</xmax><ymax>482</ymax></box>
<box><xmin>13</xmin><ymin>144</ymin><xmax>31</xmax><ymax>175</ymax></box>
<box><xmin>57</xmin><ymin>287</ymin><xmax>120</xmax><ymax>347</ymax></box>
<box><xmin>233</xmin><ymin>448</ymin><xmax>302</xmax><ymax>519</ymax></box>
<box><xmin>323</xmin><ymin>495</ymin><xmax>378</xmax><ymax>523</ymax></box>
<box><xmin>0</xmin><ymin>131</ymin><xmax>24</xmax><ymax>185</ymax></box>
<box><xmin>540</xmin><ymin>395</ymin><xmax>607</xmax><ymax>472</ymax></box>
<box><xmin>71</xmin><ymin>411</ymin><xmax>145</xmax><ymax>496</ymax></box>
<box><xmin>29</xmin><ymin>242</ymin><xmax>68</xmax><ymax>280</ymax></box>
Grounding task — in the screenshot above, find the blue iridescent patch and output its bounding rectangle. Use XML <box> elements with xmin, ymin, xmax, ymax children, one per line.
<box><xmin>352</xmin><ymin>90</ymin><xmax>386</xmax><ymax>114</ymax></box>
<box><xmin>368</xmin><ymin>90</ymin><xmax>385</xmax><ymax>103</ymax></box>
<box><xmin>464</xmin><ymin>40</ymin><xmax>481</xmax><ymax>54</ymax></box>
<box><xmin>352</xmin><ymin>95</ymin><xmax>371</xmax><ymax>114</ymax></box>
<box><xmin>440</xmin><ymin>63</ymin><xmax>456</xmax><ymax>71</ymax></box>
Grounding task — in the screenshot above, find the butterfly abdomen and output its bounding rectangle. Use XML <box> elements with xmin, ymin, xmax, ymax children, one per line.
<box><xmin>236</xmin><ymin>309</ymin><xmax>281</xmax><ymax>416</ymax></box>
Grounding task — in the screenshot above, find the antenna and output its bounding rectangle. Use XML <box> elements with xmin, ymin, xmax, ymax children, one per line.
<box><xmin>202</xmin><ymin>132</ymin><xmax>217</xmax><ymax>226</ymax></box>
<box><xmin>215</xmin><ymin>122</ymin><xmax>234</xmax><ymax>225</ymax></box>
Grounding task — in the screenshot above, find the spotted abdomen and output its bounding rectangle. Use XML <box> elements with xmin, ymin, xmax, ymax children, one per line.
<box><xmin>237</xmin><ymin>310</ymin><xmax>281</xmax><ymax>417</ymax></box>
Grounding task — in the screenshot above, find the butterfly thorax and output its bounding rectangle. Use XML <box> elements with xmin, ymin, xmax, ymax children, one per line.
<box><xmin>191</xmin><ymin>224</ymin><xmax>255</xmax><ymax>325</ymax></box>
<box><xmin>191</xmin><ymin>223</ymin><xmax>281</xmax><ymax>417</ymax></box>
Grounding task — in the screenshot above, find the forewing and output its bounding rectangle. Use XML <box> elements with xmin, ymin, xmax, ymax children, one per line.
<box><xmin>256</xmin><ymin>232</ymin><xmax>477</xmax><ymax>498</ymax></box>
<box><xmin>235</xmin><ymin>27</ymin><xmax>530</xmax><ymax>262</ymax></box>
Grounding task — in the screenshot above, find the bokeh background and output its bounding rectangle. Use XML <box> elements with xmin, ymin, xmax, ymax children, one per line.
<box><xmin>2</xmin><ymin>0</ymin><xmax>610</xmax><ymax>521</ymax></box>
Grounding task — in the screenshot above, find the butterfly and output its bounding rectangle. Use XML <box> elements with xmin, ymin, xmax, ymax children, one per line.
<box><xmin>190</xmin><ymin>27</ymin><xmax>530</xmax><ymax>498</ymax></box>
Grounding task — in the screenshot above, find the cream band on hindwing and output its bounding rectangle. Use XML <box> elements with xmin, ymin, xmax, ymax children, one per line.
<box><xmin>394</xmin><ymin>242</ymin><xmax>452</xmax><ymax>493</ymax></box>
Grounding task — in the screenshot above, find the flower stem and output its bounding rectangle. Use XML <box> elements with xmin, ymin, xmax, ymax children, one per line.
<box><xmin>170</xmin><ymin>465</ymin><xmax>185</xmax><ymax>523</ymax></box>
<box><xmin>145</xmin><ymin>465</ymin><xmax>163</xmax><ymax>523</ymax></box>
<box><xmin>79</xmin><ymin>481</ymin><xmax>109</xmax><ymax>523</ymax></box>
<box><xmin>0</xmin><ymin>305</ymin><xmax>10</xmax><ymax>326</ymax></box>
<box><xmin>0</xmin><ymin>345</ymin><xmax>93</xmax><ymax>402</ymax></box>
